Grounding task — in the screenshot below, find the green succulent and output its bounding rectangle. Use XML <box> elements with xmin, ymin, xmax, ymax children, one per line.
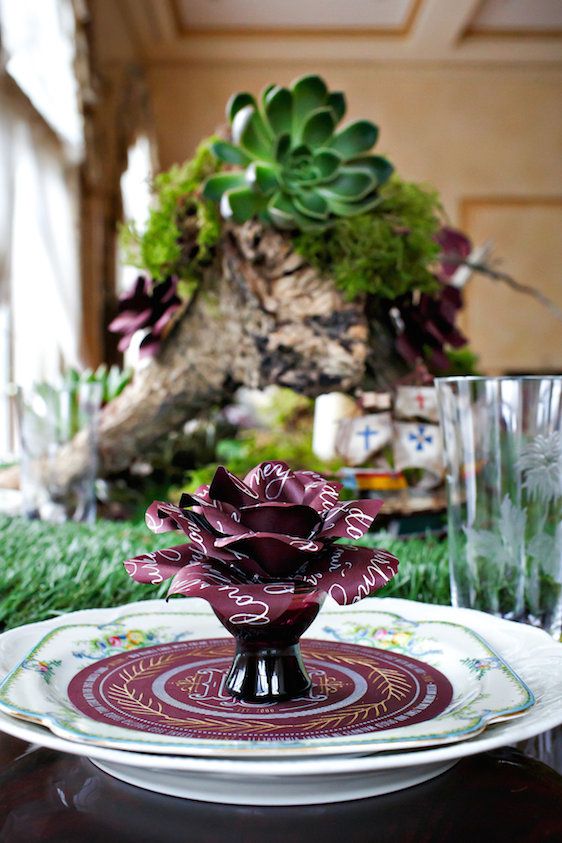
<box><xmin>202</xmin><ymin>75</ymin><xmax>393</xmax><ymax>231</ymax></box>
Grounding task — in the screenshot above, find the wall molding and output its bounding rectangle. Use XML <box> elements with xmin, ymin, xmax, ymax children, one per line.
<box><xmin>459</xmin><ymin>195</ymin><xmax>562</xmax><ymax>373</ymax></box>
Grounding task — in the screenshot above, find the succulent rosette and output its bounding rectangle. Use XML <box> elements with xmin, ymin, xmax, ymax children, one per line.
<box><xmin>108</xmin><ymin>274</ymin><xmax>182</xmax><ymax>358</ymax></box>
<box><xmin>124</xmin><ymin>461</ymin><xmax>398</xmax><ymax>624</ymax></box>
<box><xmin>393</xmin><ymin>284</ymin><xmax>467</xmax><ymax>372</ymax></box>
<box><xmin>390</xmin><ymin>226</ymin><xmax>472</xmax><ymax>372</ymax></box>
<box><xmin>202</xmin><ymin>74</ymin><xmax>394</xmax><ymax>231</ymax></box>
<box><xmin>435</xmin><ymin>226</ymin><xmax>472</xmax><ymax>283</ymax></box>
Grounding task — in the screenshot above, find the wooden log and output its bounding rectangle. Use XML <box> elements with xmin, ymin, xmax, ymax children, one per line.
<box><xmin>0</xmin><ymin>221</ymin><xmax>369</xmax><ymax>491</ymax></box>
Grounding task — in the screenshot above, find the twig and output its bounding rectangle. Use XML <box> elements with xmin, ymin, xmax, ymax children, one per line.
<box><xmin>446</xmin><ymin>245</ymin><xmax>562</xmax><ymax>323</ymax></box>
<box><xmin>468</xmin><ymin>261</ymin><xmax>562</xmax><ymax>323</ymax></box>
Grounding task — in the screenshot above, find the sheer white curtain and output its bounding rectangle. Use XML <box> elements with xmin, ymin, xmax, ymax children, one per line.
<box><xmin>10</xmin><ymin>117</ymin><xmax>81</xmax><ymax>389</ymax></box>
<box><xmin>0</xmin><ymin>0</ymin><xmax>83</xmax><ymax>156</ymax></box>
<box><xmin>117</xmin><ymin>134</ymin><xmax>155</xmax><ymax>367</ymax></box>
<box><xmin>118</xmin><ymin>134</ymin><xmax>154</xmax><ymax>294</ymax></box>
<box><xmin>0</xmin><ymin>89</ymin><xmax>15</xmax><ymax>459</ymax></box>
<box><xmin>0</xmin><ymin>0</ymin><xmax>83</xmax><ymax>457</ymax></box>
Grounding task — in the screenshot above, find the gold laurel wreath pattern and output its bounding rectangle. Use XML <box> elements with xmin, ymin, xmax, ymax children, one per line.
<box><xmin>101</xmin><ymin>647</ymin><xmax>417</xmax><ymax>736</ymax></box>
<box><xmin>106</xmin><ymin>657</ymin><xmax>281</xmax><ymax>733</ymax></box>
<box><xmin>301</xmin><ymin>650</ymin><xmax>413</xmax><ymax>727</ymax></box>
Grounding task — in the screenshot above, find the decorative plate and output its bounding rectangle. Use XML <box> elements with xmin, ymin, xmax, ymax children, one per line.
<box><xmin>0</xmin><ymin>598</ymin><xmax>533</xmax><ymax>757</ymax></box>
<box><xmin>0</xmin><ymin>599</ymin><xmax>561</xmax><ymax>804</ymax></box>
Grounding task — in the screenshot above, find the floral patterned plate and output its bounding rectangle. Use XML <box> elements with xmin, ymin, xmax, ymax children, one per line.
<box><xmin>0</xmin><ymin>598</ymin><xmax>533</xmax><ymax>758</ymax></box>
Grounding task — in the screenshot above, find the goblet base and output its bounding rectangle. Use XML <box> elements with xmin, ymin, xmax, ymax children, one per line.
<box><xmin>226</xmin><ymin>640</ymin><xmax>311</xmax><ymax>703</ymax></box>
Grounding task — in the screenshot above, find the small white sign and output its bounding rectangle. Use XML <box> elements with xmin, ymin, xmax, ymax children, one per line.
<box><xmin>336</xmin><ymin>412</ymin><xmax>393</xmax><ymax>466</ymax></box>
<box><xmin>394</xmin><ymin>386</ymin><xmax>440</xmax><ymax>423</ymax></box>
<box><xmin>393</xmin><ymin>421</ymin><xmax>444</xmax><ymax>483</ymax></box>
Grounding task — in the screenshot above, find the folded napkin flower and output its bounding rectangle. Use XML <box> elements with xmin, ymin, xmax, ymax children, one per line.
<box><xmin>124</xmin><ymin>461</ymin><xmax>399</xmax><ymax>625</ymax></box>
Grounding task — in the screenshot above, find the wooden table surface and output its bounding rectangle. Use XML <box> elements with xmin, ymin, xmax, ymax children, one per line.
<box><xmin>0</xmin><ymin>730</ymin><xmax>561</xmax><ymax>843</ymax></box>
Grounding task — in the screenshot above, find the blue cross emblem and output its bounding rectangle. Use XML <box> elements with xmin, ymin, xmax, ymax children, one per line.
<box><xmin>357</xmin><ymin>424</ymin><xmax>378</xmax><ymax>452</ymax></box>
<box><xmin>408</xmin><ymin>424</ymin><xmax>433</xmax><ymax>452</ymax></box>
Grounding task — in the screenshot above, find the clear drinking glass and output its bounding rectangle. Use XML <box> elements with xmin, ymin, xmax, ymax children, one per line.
<box><xmin>17</xmin><ymin>381</ymin><xmax>102</xmax><ymax>523</ymax></box>
<box><xmin>436</xmin><ymin>376</ymin><xmax>562</xmax><ymax>640</ymax></box>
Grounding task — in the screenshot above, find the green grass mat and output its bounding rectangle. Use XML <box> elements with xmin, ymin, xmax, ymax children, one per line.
<box><xmin>0</xmin><ymin>515</ymin><xmax>450</xmax><ymax>630</ymax></box>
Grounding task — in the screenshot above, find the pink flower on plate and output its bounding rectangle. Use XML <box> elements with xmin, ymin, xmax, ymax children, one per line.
<box><xmin>124</xmin><ymin>461</ymin><xmax>399</xmax><ymax>624</ymax></box>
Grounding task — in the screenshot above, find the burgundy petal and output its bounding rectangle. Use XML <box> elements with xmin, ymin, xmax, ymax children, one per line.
<box><xmin>395</xmin><ymin>333</ymin><xmax>419</xmax><ymax>366</ymax></box>
<box><xmin>116</xmin><ymin>333</ymin><xmax>133</xmax><ymax>353</ymax></box>
<box><xmin>179</xmin><ymin>490</ymin><xmax>241</xmax><ymax>519</ymax></box>
<box><xmin>427</xmin><ymin>346</ymin><xmax>453</xmax><ymax>372</ymax></box>
<box><xmin>238</xmin><ymin>503</ymin><xmax>321</xmax><ymax>538</ymax></box>
<box><xmin>145</xmin><ymin>500</ymin><xmax>180</xmax><ymax>534</ymax></box>
<box><xmin>124</xmin><ymin>543</ymin><xmax>203</xmax><ymax>585</ymax></box>
<box><xmin>127</xmin><ymin>275</ymin><xmax>149</xmax><ymax>301</ymax></box>
<box><xmin>168</xmin><ymin>560</ymin><xmax>243</xmax><ymax>596</ymax></box>
<box><xmin>146</xmin><ymin>500</ymin><xmax>195</xmax><ymax>537</ymax></box>
<box><xmin>108</xmin><ymin>275</ymin><xmax>182</xmax><ymax>359</ymax></box>
<box><xmin>138</xmin><ymin>333</ymin><xmax>162</xmax><ymax>358</ymax></box>
<box><xmin>193</xmin><ymin>483</ymin><xmax>211</xmax><ymax>501</ymax></box>
<box><xmin>154</xmin><ymin>275</ymin><xmax>179</xmax><ymax>304</ymax></box>
<box><xmin>168</xmin><ymin>565</ymin><xmax>298</xmax><ymax>624</ymax></box>
<box><xmin>178</xmin><ymin>492</ymin><xmax>210</xmax><ymax>509</ymax></box>
<box><xmin>152</xmin><ymin>303</ymin><xmax>182</xmax><ymax>338</ymax></box>
<box><xmin>108</xmin><ymin>308</ymin><xmax>152</xmax><ymax>335</ymax></box>
<box><xmin>297</xmin><ymin>475</ymin><xmax>343</xmax><ymax>513</ymax></box>
<box><xmin>201</xmin><ymin>504</ymin><xmax>247</xmax><ymax>537</ymax></box>
<box><xmin>299</xmin><ymin>545</ymin><xmax>399</xmax><ymax>604</ymax></box>
<box><xmin>244</xmin><ymin>461</ymin><xmax>306</xmax><ymax>503</ymax></box>
<box><xmin>209</xmin><ymin>466</ymin><xmax>260</xmax><ymax>508</ymax></box>
<box><xmin>215</xmin><ymin>532</ymin><xmax>324</xmax><ymax>578</ymax></box>
<box><xmin>319</xmin><ymin>499</ymin><xmax>384</xmax><ymax>540</ymax></box>
<box><xmin>436</xmin><ymin>226</ymin><xmax>472</xmax><ymax>280</ymax></box>
<box><xmin>149</xmin><ymin>501</ymin><xmax>242</xmax><ymax>564</ymax></box>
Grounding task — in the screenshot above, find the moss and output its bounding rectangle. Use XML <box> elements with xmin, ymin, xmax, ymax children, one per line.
<box><xmin>180</xmin><ymin>426</ymin><xmax>338</xmax><ymax>498</ymax></box>
<box><xmin>294</xmin><ymin>177</ymin><xmax>442</xmax><ymax>301</ymax></box>
<box><xmin>120</xmin><ymin>153</ymin><xmax>445</xmax><ymax>308</ymax></box>
<box><xmin>119</xmin><ymin>136</ymin><xmax>223</xmax><ymax>285</ymax></box>
<box><xmin>443</xmin><ymin>346</ymin><xmax>480</xmax><ymax>376</ymax></box>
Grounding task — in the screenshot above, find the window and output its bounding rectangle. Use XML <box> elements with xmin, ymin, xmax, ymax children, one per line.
<box><xmin>0</xmin><ymin>0</ymin><xmax>83</xmax><ymax>458</ymax></box>
<box><xmin>117</xmin><ymin>133</ymin><xmax>155</xmax><ymax>366</ymax></box>
<box><xmin>118</xmin><ymin>134</ymin><xmax>154</xmax><ymax>294</ymax></box>
<box><xmin>0</xmin><ymin>0</ymin><xmax>83</xmax><ymax>154</ymax></box>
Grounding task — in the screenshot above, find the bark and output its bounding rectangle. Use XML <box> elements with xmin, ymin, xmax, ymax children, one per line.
<box><xmin>0</xmin><ymin>221</ymin><xmax>369</xmax><ymax>491</ymax></box>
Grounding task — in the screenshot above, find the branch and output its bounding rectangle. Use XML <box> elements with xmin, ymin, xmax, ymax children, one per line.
<box><xmin>447</xmin><ymin>244</ymin><xmax>562</xmax><ymax>323</ymax></box>
<box><xmin>468</xmin><ymin>261</ymin><xmax>562</xmax><ymax>323</ymax></box>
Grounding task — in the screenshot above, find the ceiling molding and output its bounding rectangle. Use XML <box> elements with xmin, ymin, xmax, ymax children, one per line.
<box><xmin>116</xmin><ymin>0</ymin><xmax>562</xmax><ymax>64</ymax></box>
<box><xmin>462</xmin><ymin>0</ymin><xmax>562</xmax><ymax>41</ymax></box>
<box><xmin>169</xmin><ymin>0</ymin><xmax>423</xmax><ymax>38</ymax></box>
<box><xmin>464</xmin><ymin>28</ymin><xmax>562</xmax><ymax>40</ymax></box>
<box><xmin>459</xmin><ymin>195</ymin><xmax>562</xmax><ymax>372</ymax></box>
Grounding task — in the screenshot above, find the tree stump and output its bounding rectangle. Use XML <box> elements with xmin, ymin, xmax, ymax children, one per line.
<box><xmin>0</xmin><ymin>221</ymin><xmax>370</xmax><ymax>491</ymax></box>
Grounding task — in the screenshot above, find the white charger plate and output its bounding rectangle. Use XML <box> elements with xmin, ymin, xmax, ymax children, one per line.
<box><xmin>0</xmin><ymin>598</ymin><xmax>560</xmax><ymax>804</ymax></box>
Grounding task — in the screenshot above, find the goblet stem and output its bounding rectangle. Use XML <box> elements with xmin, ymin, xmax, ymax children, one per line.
<box><xmin>226</xmin><ymin>638</ymin><xmax>311</xmax><ymax>703</ymax></box>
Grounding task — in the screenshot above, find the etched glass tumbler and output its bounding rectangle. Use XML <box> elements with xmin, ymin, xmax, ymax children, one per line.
<box><xmin>436</xmin><ymin>376</ymin><xmax>562</xmax><ymax>640</ymax></box>
<box><xmin>17</xmin><ymin>381</ymin><xmax>102</xmax><ymax>523</ymax></box>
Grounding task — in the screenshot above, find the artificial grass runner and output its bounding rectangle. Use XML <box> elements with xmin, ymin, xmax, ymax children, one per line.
<box><xmin>0</xmin><ymin>515</ymin><xmax>450</xmax><ymax>630</ymax></box>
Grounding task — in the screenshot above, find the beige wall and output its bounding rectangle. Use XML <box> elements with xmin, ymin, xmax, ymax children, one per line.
<box><xmin>147</xmin><ymin>63</ymin><xmax>561</xmax><ymax>208</ymax></box>
<box><xmin>145</xmin><ymin>61</ymin><xmax>562</xmax><ymax>373</ymax></box>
